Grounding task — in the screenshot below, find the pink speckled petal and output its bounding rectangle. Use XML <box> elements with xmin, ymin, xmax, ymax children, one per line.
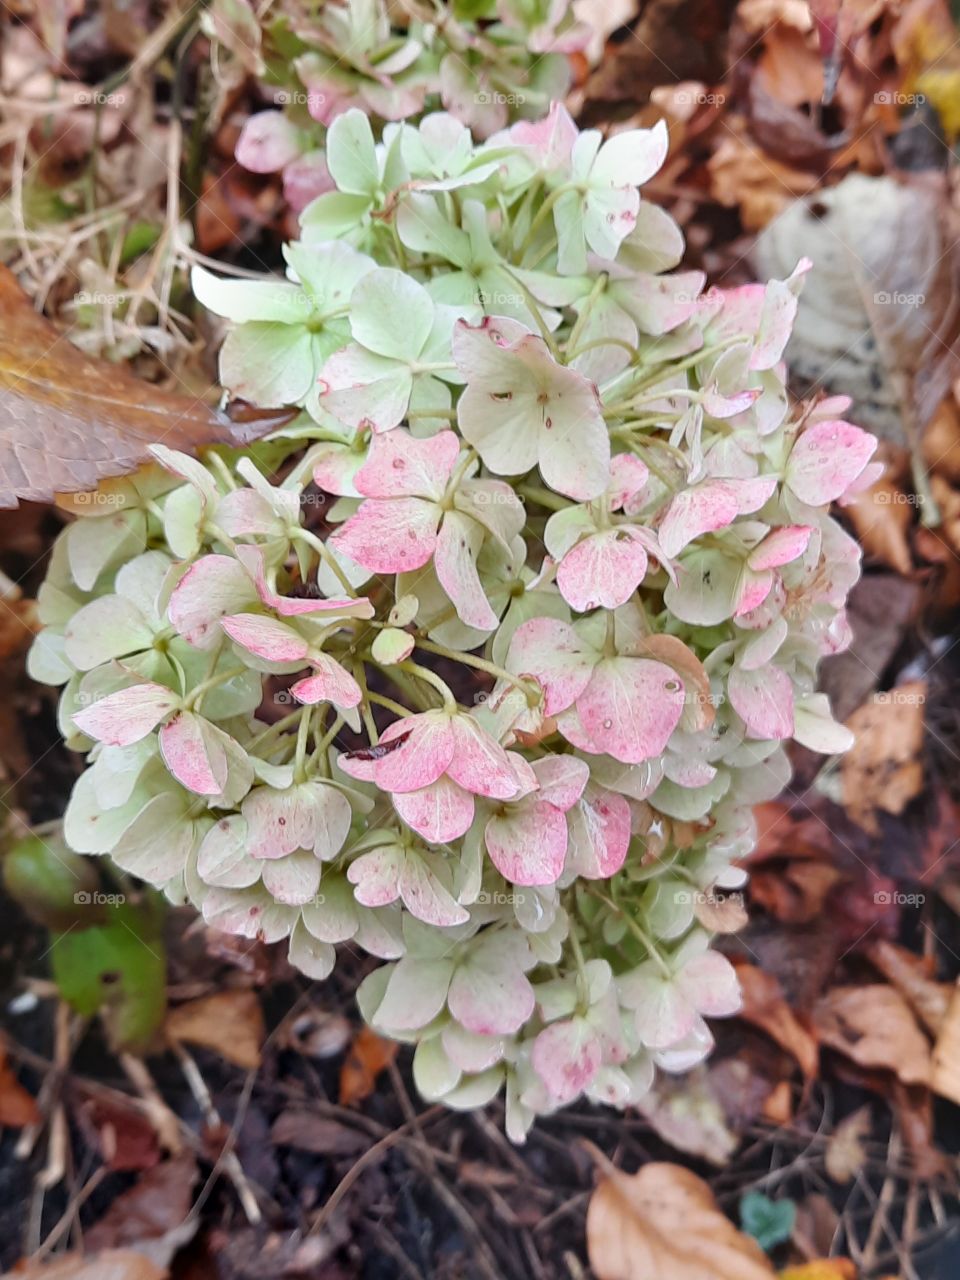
<box><xmin>373</xmin><ymin>711</ymin><xmax>457</xmax><ymax>794</ymax></box>
<box><xmin>485</xmin><ymin>799</ymin><xmax>568</xmax><ymax>885</ymax></box>
<box><xmin>657</xmin><ymin>480</ymin><xmax>740</xmax><ymax>559</ymax></box>
<box><xmin>392</xmin><ymin>776</ymin><xmax>475</xmax><ymax>843</ymax></box>
<box><xmin>159</xmin><ymin>711</ymin><xmax>228</xmax><ymax>796</ymax></box>
<box><xmin>331</xmin><ymin>496</ymin><xmax>440</xmax><ymax>574</ymax></box>
<box><xmin>434</xmin><ymin>511</ymin><xmax>498</xmax><ymax>631</ymax></box>
<box><xmin>72</xmin><ymin>682</ymin><xmax>178</xmax><ymax>746</ymax></box>
<box><xmin>221</xmin><ymin>613</ymin><xmax>309</xmax><ymax>663</ymax></box>
<box><xmin>556</xmin><ymin>527</ymin><xmax>649</xmax><ymax>612</ymax></box>
<box><xmin>448</xmin><ymin>715</ymin><xmax>525</xmax><ymax>800</ymax></box>
<box><xmin>354</xmin><ymin>428</ymin><xmax>460</xmax><ymax>502</ymax></box>
<box><xmin>291</xmin><ymin>652</ymin><xmax>362</xmax><ymax>709</ymax></box>
<box><xmin>728</xmin><ymin>662</ymin><xmax>795</xmax><ymax>739</ymax></box>
<box><xmin>577</xmin><ymin>657</ymin><xmax>685</xmax><ymax>763</ymax></box>
<box><xmin>748</xmin><ymin>525</ymin><xmax>813</xmax><ymax>571</ymax></box>
<box><xmin>786</xmin><ymin>419</ymin><xmax>878</xmax><ymax>505</ymax></box>
<box><xmin>506</xmin><ymin>617</ymin><xmax>595</xmax><ymax>717</ymax></box>
<box><xmin>168</xmin><ymin>554</ymin><xmax>258</xmax><ymax>649</ymax></box>
<box><xmin>532</xmin><ymin>1018</ymin><xmax>602</xmax><ymax>1103</ymax></box>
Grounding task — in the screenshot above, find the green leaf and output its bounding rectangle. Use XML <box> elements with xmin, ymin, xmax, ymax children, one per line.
<box><xmin>2</xmin><ymin>833</ymin><xmax>101</xmax><ymax>931</ymax></box>
<box><xmin>739</xmin><ymin>1192</ymin><xmax>796</xmax><ymax>1252</ymax></box>
<box><xmin>51</xmin><ymin>896</ymin><xmax>167</xmax><ymax>1054</ymax></box>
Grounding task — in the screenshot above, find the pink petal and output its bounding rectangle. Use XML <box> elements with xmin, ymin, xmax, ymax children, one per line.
<box><xmin>447</xmin><ymin>949</ymin><xmax>535</xmax><ymax>1036</ymax></box>
<box><xmin>291</xmin><ymin>652</ymin><xmax>362</xmax><ymax>709</ymax></box>
<box><xmin>331</xmin><ymin>496</ymin><xmax>440</xmax><ymax>574</ymax></box>
<box><xmin>72</xmin><ymin>682</ymin><xmax>178</xmax><ymax>746</ymax></box>
<box><xmin>678</xmin><ymin>951</ymin><xmax>742</xmax><ymax>1017</ymax></box>
<box><xmin>506</xmin><ymin>618</ymin><xmax>595</xmax><ymax>717</ymax></box>
<box><xmin>447</xmin><ymin>716</ymin><xmax>524</xmax><ymax>799</ymax></box>
<box><xmin>657</xmin><ymin>480</ymin><xmax>739</xmax><ymax>559</ymax></box>
<box><xmin>235</xmin><ymin>111</ymin><xmax>303</xmax><ymax>173</ymax></box>
<box><xmin>557</xmin><ymin>528</ymin><xmax>649</xmax><ymax>612</ymax></box>
<box><xmin>221</xmin><ymin>612</ymin><xmax>309</xmax><ymax>663</ymax></box>
<box><xmin>372</xmin><ymin>711</ymin><xmax>457</xmax><ymax>794</ymax></box>
<box><xmin>355</xmin><ymin>429</ymin><xmax>460</xmax><ymax>502</ymax></box>
<box><xmin>233</xmin><ymin>544</ymin><xmax>373</xmax><ymax>619</ymax></box>
<box><xmin>532</xmin><ymin>755</ymin><xmax>590</xmax><ymax>811</ymax></box>
<box><xmin>392</xmin><ymin>776</ymin><xmax>475</xmax><ymax>842</ymax></box>
<box><xmin>531</xmin><ymin>1019</ymin><xmax>602</xmax><ymax>1104</ymax></box>
<box><xmin>398</xmin><ymin>853</ymin><xmax>469</xmax><ymax>926</ymax></box>
<box><xmin>485</xmin><ymin>800</ymin><xmax>568</xmax><ymax>885</ymax></box>
<box><xmin>168</xmin><ymin>555</ymin><xmax>257</xmax><ymax>648</ymax></box>
<box><xmin>728</xmin><ymin>663</ymin><xmax>795</xmax><ymax>739</ymax></box>
<box><xmin>159</xmin><ymin>712</ymin><xmax>227</xmax><ymax>795</ymax></box>
<box><xmin>786</xmin><ymin>420</ymin><xmax>878</xmax><ymax>505</ymax></box>
<box><xmin>577</xmin><ymin>658</ymin><xmax>686</xmax><ymax>763</ymax></box>
<box><xmin>565</xmin><ymin>784</ymin><xmax>631</xmax><ymax>879</ymax></box>
<box><xmin>434</xmin><ymin>511</ymin><xmax>498</xmax><ymax>631</ymax></box>
<box><xmin>216</xmin><ymin>489</ymin><xmax>284</xmax><ymax>537</ymax></box>
<box><xmin>347</xmin><ymin>845</ymin><xmax>402</xmax><ymax>907</ymax></box>
<box><xmin>734</xmin><ymin>568</ymin><xmax>774</xmax><ymax>616</ymax></box>
<box><xmin>748</xmin><ymin>525</ymin><xmax>813</xmax><ymax>571</ymax></box>
<box><xmin>619</xmin><ymin>970</ymin><xmax>695</xmax><ymax>1049</ymax></box>
<box><xmin>607</xmin><ymin>454</ymin><xmax>649</xmax><ymax>510</ymax></box>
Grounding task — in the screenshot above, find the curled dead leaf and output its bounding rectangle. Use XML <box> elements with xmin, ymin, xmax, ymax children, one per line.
<box><xmin>753</xmin><ymin>173</ymin><xmax>960</xmax><ymax>448</ymax></box>
<box><xmin>8</xmin><ymin>1250</ymin><xmax>167</xmax><ymax>1280</ymax></box>
<box><xmin>814</xmin><ymin>984</ymin><xmax>930</xmax><ymax>1085</ymax></box>
<box><xmin>931</xmin><ymin>979</ymin><xmax>960</xmax><ymax>1105</ymax></box>
<box><xmin>866</xmin><ymin>938</ymin><xmax>951</xmax><ymax>1035</ymax></box>
<box><xmin>0</xmin><ymin>266</ymin><xmax>284</xmax><ymax>509</ymax></box>
<box><xmin>165</xmin><ymin>991</ymin><xmax>265</xmax><ymax>1071</ymax></box>
<box><xmin>586</xmin><ymin>1158</ymin><xmax>776</xmax><ymax>1280</ymax></box>
<box><xmin>841</xmin><ymin>682</ymin><xmax>926</xmax><ymax>834</ymax></box>
<box><xmin>735</xmin><ymin>964</ymin><xmax>819</xmax><ymax>1079</ymax></box>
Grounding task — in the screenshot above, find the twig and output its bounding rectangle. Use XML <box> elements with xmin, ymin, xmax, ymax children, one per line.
<box><xmin>169</xmin><ymin>1040</ymin><xmax>262</xmax><ymax>1224</ymax></box>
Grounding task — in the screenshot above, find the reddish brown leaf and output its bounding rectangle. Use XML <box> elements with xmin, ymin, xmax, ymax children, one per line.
<box><xmin>339</xmin><ymin>1026</ymin><xmax>398</xmax><ymax>1106</ymax></box>
<box><xmin>10</xmin><ymin>1250</ymin><xmax>167</xmax><ymax>1280</ymax></box>
<box><xmin>0</xmin><ymin>1044</ymin><xmax>40</xmax><ymax>1128</ymax></box>
<box><xmin>734</xmin><ymin>963</ymin><xmax>819</xmax><ymax>1079</ymax></box>
<box><xmin>0</xmin><ymin>266</ymin><xmax>282</xmax><ymax>509</ymax></box>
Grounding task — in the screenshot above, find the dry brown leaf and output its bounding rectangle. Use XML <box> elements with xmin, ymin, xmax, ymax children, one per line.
<box><xmin>0</xmin><ymin>1044</ymin><xmax>40</xmax><ymax>1128</ymax></box>
<box><xmin>339</xmin><ymin>1025</ymin><xmax>398</xmax><ymax>1106</ymax></box>
<box><xmin>755</xmin><ymin>26</ymin><xmax>824</xmax><ymax>106</ymax></box>
<box><xmin>0</xmin><ymin>266</ymin><xmax>284</xmax><ymax>508</ymax></box>
<box><xmin>738</xmin><ymin>0</ymin><xmax>812</xmax><ymax>31</ymax></box>
<box><xmin>753</xmin><ymin>173</ymin><xmax>960</xmax><ymax>447</ymax></box>
<box><xmin>928</xmin><ymin>472</ymin><xmax>960</xmax><ymax>554</ymax></box>
<box><xmin>9</xmin><ymin>1250</ymin><xmax>167</xmax><ymax>1280</ymax></box>
<box><xmin>85</xmin><ymin>1154</ymin><xmax>198</xmax><ymax>1267</ymax></box>
<box><xmin>843</xmin><ymin>479</ymin><xmax>914</xmax><ymax>575</ymax></box>
<box><xmin>708</xmin><ymin>126</ymin><xmax>819</xmax><ymax>231</ymax></box>
<box><xmin>635</xmin><ymin>1068</ymin><xmax>738</xmax><ymax>1165</ymax></box>
<box><xmin>165</xmin><ymin>991</ymin><xmax>265</xmax><ymax>1070</ymax></box>
<box><xmin>866</xmin><ymin>938</ymin><xmax>951</xmax><ymax>1034</ymax></box>
<box><xmin>814</xmin><ymin>985</ymin><xmax>930</xmax><ymax>1085</ymax></box>
<box><xmin>735</xmin><ymin>964</ymin><xmax>819</xmax><ymax>1079</ymax></box>
<box><xmin>922</xmin><ymin>394</ymin><xmax>960</xmax><ymax>484</ymax></box>
<box><xmin>824</xmin><ymin>1105</ymin><xmax>871</xmax><ymax>1183</ymax></box>
<box><xmin>586</xmin><ymin>1159</ymin><xmax>776</xmax><ymax>1280</ymax></box>
<box><xmin>931</xmin><ymin>979</ymin><xmax>960</xmax><ymax>1105</ymax></box>
<box><xmin>841</xmin><ymin>681</ymin><xmax>926</xmax><ymax>834</ymax></box>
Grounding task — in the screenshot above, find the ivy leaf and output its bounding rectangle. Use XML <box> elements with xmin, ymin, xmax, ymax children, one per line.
<box><xmin>0</xmin><ymin>266</ymin><xmax>282</xmax><ymax>509</ymax></box>
<box><xmin>739</xmin><ymin>1192</ymin><xmax>797</xmax><ymax>1252</ymax></box>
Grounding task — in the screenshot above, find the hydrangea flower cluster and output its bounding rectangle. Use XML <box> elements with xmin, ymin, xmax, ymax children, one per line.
<box><xmin>30</xmin><ymin>103</ymin><xmax>879</xmax><ymax>1137</ymax></box>
<box><xmin>233</xmin><ymin>0</ymin><xmax>586</xmax><ymax>210</ymax></box>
